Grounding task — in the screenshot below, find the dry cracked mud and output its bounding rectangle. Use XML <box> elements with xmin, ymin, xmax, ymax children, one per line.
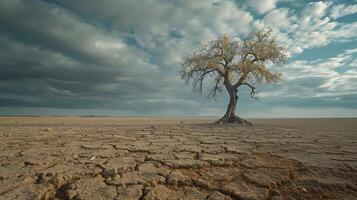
<box><xmin>0</xmin><ymin>117</ymin><xmax>356</xmax><ymax>200</ymax></box>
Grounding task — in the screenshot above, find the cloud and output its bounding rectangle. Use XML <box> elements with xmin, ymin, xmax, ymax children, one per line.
<box><xmin>0</xmin><ymin>0</ymin><xmax>169</xmax><ymax>112</ymax></box>
<box><xmin>54</xmin><ymin>0</ymin><xmax>255</xmax><ymax>66</ymax></box>
<box><xmin>246</xmin><ymin>0</ymin><xmax>278</xmax><ymax>14</ymax></box>
<box><xmin>254</xmin><ymin>1</ymin><xmax>357</xmax><ymax>57</ymax></box>
<box><xmin>258</xmin><ymin>47</ymin><xmax>357</xmax><ymax>108</ymax></box>
<box><xmin>263</xmin><ymin>8</ymin><xmax>291</xmax><ymax>29</ymax></box>
<box><xmin>330</xmin><ymin>3</ymin><xmax>357</xmax><ymax>19</ymax></box>
<box><xmin>301</xmin><ymin>1</ymin><xmax>332</xmax><ymax>18</ymax></box>
<box><xmin>0</xmin><ymin>0</ymin><xmax>356</xmax><ymax>116</ymax></box>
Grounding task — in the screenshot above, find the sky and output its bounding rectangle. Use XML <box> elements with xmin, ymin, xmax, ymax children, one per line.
<box><xmin>0</xmin><ymin>0</ymin><xmax>356</xmax><ymax>117</ymax></box>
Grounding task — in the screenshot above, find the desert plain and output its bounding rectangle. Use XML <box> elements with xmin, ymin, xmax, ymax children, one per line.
<box><xmin>0</xmin><ymin>117</ymin><xmax>356</xmax><ymax>200</ymax></box>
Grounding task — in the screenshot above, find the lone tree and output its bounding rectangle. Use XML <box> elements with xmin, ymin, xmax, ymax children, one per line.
<box><xmin>181</xmin><ymin>29</ymin><xmax>287</xmax><ymax>125</ymax></box>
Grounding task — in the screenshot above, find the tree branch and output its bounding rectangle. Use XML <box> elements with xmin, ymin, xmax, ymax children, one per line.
<box><xmin>233</xmin><ymin>73</ymin><xmax>247</xmax><ymax>89</ymax></box>
<box><xmin>240</xmin><ymin>82</ymin><xmax>258</xmax><ymax>100</ymax></box>
<box><xmin>194</xmin><ymin>69</ymin><xmax>216</xmax><ymax>93</ymax></box>
<box><xmin>206</xmin><ymin>74</ymin><xmax>223</xmax><ymax>100</ymax></box>
<box><xmin>243</xmin><ymin>51</ymin><xmax>259</xmax><ymax>63</ymax></box>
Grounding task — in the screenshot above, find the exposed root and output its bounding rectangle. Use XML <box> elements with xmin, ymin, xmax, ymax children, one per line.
<box><xmin>216</xmin><ymin>115</ymin><xmax>252</xmax><ymax>125</ymax></box>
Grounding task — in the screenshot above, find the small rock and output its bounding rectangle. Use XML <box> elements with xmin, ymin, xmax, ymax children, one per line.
<box><xmin>90</xmin><ymin>156</ymin><xmax>96</xmax><ymax>161</ymax></box>
<box><xmin>43</xmin><ymin>128</ymin><xmax>53</xmax><ymax>132</ymax></box>
<box><xmin>24</xmin><ymin>160</ymin><xmax>35</xmax><ymax>166</ymax></box>
<box><xmin>102</xmin><ymin>168</ymin><xmax>117</xmax><ymax>178</ymax></box>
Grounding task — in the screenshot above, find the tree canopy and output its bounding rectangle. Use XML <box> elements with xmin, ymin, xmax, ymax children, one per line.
<box><xmin>181</xmin><ymin>29</ymin><xmax>287</xmax><ymax>124</ymax></box>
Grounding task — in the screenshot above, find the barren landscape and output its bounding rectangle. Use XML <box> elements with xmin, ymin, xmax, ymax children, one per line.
<box><xmin>0</xmin><ymin>117</ymin><xmax>356</xmax><ymax>200</ymax></box>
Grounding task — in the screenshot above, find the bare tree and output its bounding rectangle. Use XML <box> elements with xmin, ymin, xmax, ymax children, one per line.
<box><xmin>181</xmin><ymin>29</ymin><xmax>287</xmax><ymax>125</ymax></box>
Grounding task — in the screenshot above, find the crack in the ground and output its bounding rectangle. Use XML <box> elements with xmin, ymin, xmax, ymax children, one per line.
<box><xmin>2</xmin><ymin>119</ymin><xmax>356</xmax><ymax>200</ymax></box>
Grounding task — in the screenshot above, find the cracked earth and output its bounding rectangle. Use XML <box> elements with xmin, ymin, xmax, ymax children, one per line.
<box><xmin>0</xmin><ymin>117</ymin><xmax>356</xmax><ymax>200</ymax></box>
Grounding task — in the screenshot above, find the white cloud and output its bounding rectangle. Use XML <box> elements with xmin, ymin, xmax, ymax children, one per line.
<box><xmin>254</xmin><ymin>1</ymin><xmax>357</xmax><ymax>57</ymax></box>
<box><xmin>247</xmin><ymin>0</ymin><xmax>278</xmax><ymax>14</ymax></box>
<box><xmin>269</xmin><ymin>48</ymin><xmax>357</xmax><ymax>100</ymax></box>
<box><xmin>301</xmin><ymin>1</ymin><xmax>332</xmax><ymax>18</ymax></box>
<box><xmin>119</xmin><ymin>0</ymin><xmax>255</xmax><ymax>67</ymax></box>
<box><xmin>263</xmin><ymin>8</ymin><xmax>292</xmax><ymax>28</ymax></box>
<box><xmin>330</xmin><ymin>4</ymin><xmax>357</xmax><ymax>19</ymax></box>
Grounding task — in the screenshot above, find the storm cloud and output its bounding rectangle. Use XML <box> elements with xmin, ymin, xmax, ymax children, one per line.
<box><xmin>0</xmin><ymin>0</ymin><xmax>356</xmax><ymax>117</ymax></box>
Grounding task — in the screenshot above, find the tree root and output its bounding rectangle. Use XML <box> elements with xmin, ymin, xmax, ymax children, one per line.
<box><xmin>215</xmin><ymin>115</ymin><xmax>252</xmax><ymax>125</ymax></box>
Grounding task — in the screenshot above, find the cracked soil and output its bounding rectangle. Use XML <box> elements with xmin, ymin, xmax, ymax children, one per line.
<box><xmin>0</xmin><ymin>117</ymin><xmax>356</xmax><ymax>200</ymax></box>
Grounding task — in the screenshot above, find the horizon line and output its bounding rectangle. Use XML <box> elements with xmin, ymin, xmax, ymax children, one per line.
<box><xmin>0</xmin><ymin>115</ymin><xmax>356</xmax><ymax>119</ymax></box>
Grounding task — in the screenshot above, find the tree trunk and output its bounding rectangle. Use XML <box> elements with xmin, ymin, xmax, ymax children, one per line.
<box><xmin>216</xmin><ymin>85</ymin><xmax>252</xmax><ymax>125</ymax></box>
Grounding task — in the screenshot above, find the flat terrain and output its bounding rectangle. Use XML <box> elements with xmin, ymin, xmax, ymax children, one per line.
<box><xmin>0</xmin><ymin>117</ymin><xmax>356</xmax><ymax>200</ymax></box>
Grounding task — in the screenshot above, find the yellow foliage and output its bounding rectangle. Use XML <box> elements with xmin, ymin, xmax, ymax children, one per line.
<box><xmin>180</xmin><ymin>28</ymin><xmax>287</xmax><ymax>99</ymax></box>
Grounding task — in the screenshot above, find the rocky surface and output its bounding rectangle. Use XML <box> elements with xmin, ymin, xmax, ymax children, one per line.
<box><xmin>0</xmin><ymin>117</ymin><xmax>356</xmax><ymax>200</ymax></box>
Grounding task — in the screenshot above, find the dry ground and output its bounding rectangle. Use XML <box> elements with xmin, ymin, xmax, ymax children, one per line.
<box><xmin>0</xmin><ymin>117</ymin><xmax>356</xmax><ymax>200</ymax></box>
